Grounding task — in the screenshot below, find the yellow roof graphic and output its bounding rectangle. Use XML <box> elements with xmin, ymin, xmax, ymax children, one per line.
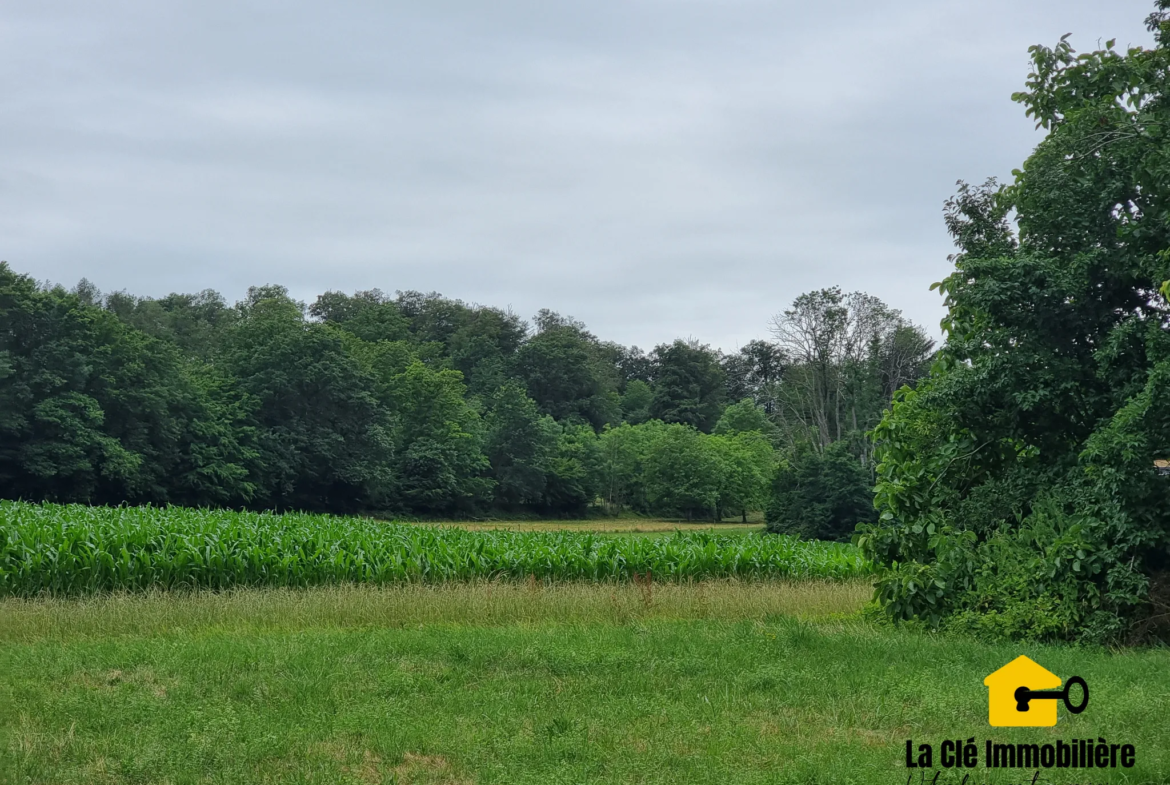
<box><xmin>983</xmin><ymin>655</ymin><xmax>1061</xmax><ymax>689</ymax></box>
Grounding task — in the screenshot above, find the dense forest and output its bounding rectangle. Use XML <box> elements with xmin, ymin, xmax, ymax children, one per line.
<box><xmin>0</xmin><ymin>263</ymin><xmax>931</xmax><ymax>527</ymax></box>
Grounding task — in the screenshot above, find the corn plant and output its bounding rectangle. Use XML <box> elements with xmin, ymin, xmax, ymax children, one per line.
<box><xmin>0</xmin><ymin>502</ymin><xmax>872</xmax><ymax>596</ymax></box>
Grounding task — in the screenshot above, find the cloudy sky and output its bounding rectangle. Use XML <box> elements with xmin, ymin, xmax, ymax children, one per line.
<box><xmin>0</xmin><ymin>1</ymin><xmax>1156</xmax><ymax>351</ymax></box>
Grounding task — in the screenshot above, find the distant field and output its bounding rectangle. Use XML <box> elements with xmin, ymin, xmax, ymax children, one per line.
<box><xmin>2</xmin><ymin>582</ymin><xmax>1167</xmax><ymax>784</ymax></box>
<box><xmin>416</xmin><ymin>519</ymin><xmax>766</xmax><ymax>535</ymax></box>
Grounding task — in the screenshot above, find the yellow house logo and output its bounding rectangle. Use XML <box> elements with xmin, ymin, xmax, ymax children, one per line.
<box><xmin>983</xmin><ymin>656</ymin><xmax>1089</xmax><ymax>727</ymax></box>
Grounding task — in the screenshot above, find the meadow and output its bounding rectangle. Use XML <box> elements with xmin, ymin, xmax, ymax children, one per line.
<box><xmin>2</xmin><ymin>582</ymin><xmax>1169</xmax><ymax>785</ymax></box>
<box><xmin>2</xmin><ymin>503</ymin><xmax>1168</xmax><ymax>784</ymax></box>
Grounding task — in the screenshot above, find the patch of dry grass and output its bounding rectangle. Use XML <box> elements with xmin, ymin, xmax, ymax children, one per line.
<box><xmin>0</xmin><ymin>579</ymin><xmax>870</xmax><ymax>643</ymax></box>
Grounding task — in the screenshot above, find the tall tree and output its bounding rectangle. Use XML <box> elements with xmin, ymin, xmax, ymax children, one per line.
<box><xmin>0</xmin><ymin>267</ymin><xmax>142</xmax><ymax>501</ymax></box>
<box><xmin>543</xmin><ymin>423</ymin><xmax>603</xmax><ymax>514</ymax></box>
<box><xmin>110</xmin><ymin>289</ymin><xmax>239</xmax><ymax>360</ymax></box>
<box><xmin>710</xmin><ymin>431</ymin><xmax>774</xmax><ymax>522</ymax></box>
<box><xmin>767</xmin><ymin>442</ymin><xmax>876</xmax><ymax>541</ymax></box>
<box><xmin>722</xmin><ymin>340</ymin><xmax>787</xmax><ymax>414</ymax></box>
<box><xmin>483</xmin><ymin>383</ymin><xmax>557</xmax><ymax>507</ymax></box>
<box><xmin>309</xmin><ymin>289</ymin><xmax>411</xmax><ymax>343</ymax></box>
<box><xmin>597</xmin><ymin>421</ymin><xmax>666</xmax><ymax>515</ymax></box>
<box><xmin>862</xmin><ymin>9</ymin><xmax>1170</xmax><ymax>641</ymax></box>
<box><xmin>514</xmin><ymin>314</ymin><xmax>619</xmax><ymax>429</ymax></box>
<box><xmin>223</xmin><ymin>289</ymin><xmax>395</xmax><ymax>511</ymax></box>
<box><xmin>643</xmin><ymin>423</ymin><xmax>724</xmax><ymax>521</ymax></box>
<box><xmin>619</xmin><ymin>379</ymin><xmax>653</xmax><ymax>425</ymax></box>
<box><xmin>714</xmin><ymin>399</ymin><xmax>779</xmax><ymax>443</ymax></box>
<box><xmin>649</xmin><ymin>339</ymin><xmax>726</xmax><ymax>432</ymax></box>
<box><xmin>0</xmin><ymin>264</ymin><xmax>254</xmax><ymax>506</ymax></box>
<box><xmin>386</xmin><ymin>360</ymin><xmax>491</xmax><ymax>513</ymax></box>
<box><xmin>770</xmin><ymin>288</ymin><xmax>931</xmax><ymax>459</ymax></box>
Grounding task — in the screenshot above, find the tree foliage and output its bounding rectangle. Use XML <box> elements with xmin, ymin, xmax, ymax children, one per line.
<box><xmin>649</xmin><ymin>340</ymin><xmax>726</xmax><ymax>433</ymax></box>
<box><xmin>0</xmin><ymin>266</ymin><xmax>254</xmax><ymax>507</ymax></box>
<box><xmin>1</xmin><ymin>251</ymin><xmax>927</xmax><ymax>522</ymax></box>
<box><xmin>770</xmin><ymin>287</ymin><xmax>933</xmax><ymax>463</ymax></box>
<box><xmin>860</xmin><ymin>11</ymin><xmax>1170</xmax><ymax>642</ymax></box>
<box><xmin>767</xmin><ymin>443</ymin><xmax>876</xmax><ymax>541</ymax></box>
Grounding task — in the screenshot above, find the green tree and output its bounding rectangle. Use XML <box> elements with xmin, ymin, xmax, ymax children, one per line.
<box><xmin>543</xmin><ymin>424</ymin><xmax>603</xmax><ymax>514</ymax></box>
<box><xmin>446</xmin><ymin>306</ymin><xmax>527</xmax><ymax>398</ymax></box>
<box><xmin>92</xmin><ymin>328</ymin><xmax>255</xmax><ymax>506</ymax></box>
<box><xmin>106</xmin><ymin>289</ymin><xmax>238</xmax><ymax>359</ymax></box>
<box><xmin>223</xmin><ymin>290</ymin><xmax>395</xmax><ymax>511</ymax></box>
<box><xmin>620</xmin><ymin>379</ymin><xmax>653</xmax><ymax>424</ymax></box>
<box><xmin>714</xmin><ymin>398</ymin><xmax>779</xmax><ymax>443</ymax></box>
<box><xmin>0</xmin><ymin>264</ymin><xmax>254</xmax><ymax>506</ymax></box>
<box><xmin>0</xmin><ymin>267</ymin><xmax>141</xmax><ymax>501</ymax></box>
<box><xmin>649</xmin><ymin>340</ymin><xmax>726</xmax><ymax>432</ymax></box>
<box><xmin>483</xmin><ymin>383</ymin><xmax>557</xmax><ymax>507</ymax></box>
<box><xmin>597</xmin><ymin>421</ymin><xmax>667</xmax><ymax>514</ymax></box>
<box><xmin>710</xmin><ymin>431</ymin><xmax>775</xmax><ymax>522</ymax></box>
<box><xmin>309</xmin><ymin>289</ymin><xmax>411</xmax><ymax>343</ymax></box>
<box><xmin>515</xmin><ymin>317</ymin><xmax>619</xmax><ymax>429</ymax></box>
<box><xmin>767</xmin><ymin>443</ymin><xmax>874</xmax><ymax>541</ymax></box>
<box><xmin>386</xmin><ymin>361</ymin><xmax>492</xmax><ymax>514</ymax></box>
<box><xmin>643</xmin><ymin>424</ymin><xmax>723</xmax><ymax>520</ymax></box>
<box><xmin>861</xmin><ymin>9</ymin><xmax>1170</xmax><ymax>641</ymax></box>
<box><xmin>722</xmin><ymin>340</ymin><xmax>787</xmax><ymax>414</ymax></box>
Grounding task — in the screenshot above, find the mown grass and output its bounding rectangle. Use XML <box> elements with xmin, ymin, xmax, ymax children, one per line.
<box><xmin>1</xmin><ymin>582</ymin><xmax>1167</xmax><ymax>784</ymax></box>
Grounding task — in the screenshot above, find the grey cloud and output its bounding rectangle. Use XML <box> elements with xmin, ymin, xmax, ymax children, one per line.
<box><xmin>0</xmin><ymin>0</ymin><xmax>1155</xmax><ymax>350</ymax></box>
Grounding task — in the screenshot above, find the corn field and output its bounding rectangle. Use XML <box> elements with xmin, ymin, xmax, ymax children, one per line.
<box><xmin>0</xmin><ymin>502</ymin><xmax>872</xmax><ymax>596</ymax></box>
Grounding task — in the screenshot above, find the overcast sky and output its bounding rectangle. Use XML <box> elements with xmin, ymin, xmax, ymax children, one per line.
<box><xmin>0</xmin><ymin>1</ymin><xmax>1156</xmax><ymax>351</ymax></box>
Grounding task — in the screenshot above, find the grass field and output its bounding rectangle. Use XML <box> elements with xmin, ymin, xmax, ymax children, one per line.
<box><xmin>3</xmin><ymin>504</ymin><xmax>1167</xmax><ymax>783</ymax></box>
<box><xmin>2</xmin><ymin>582</ymin><xmax>1168</xmax><ymax>785</ymax></box>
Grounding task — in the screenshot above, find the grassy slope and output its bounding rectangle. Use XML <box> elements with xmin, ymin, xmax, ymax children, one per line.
<box><xmin>1</xmin><ymin>583</ymin><xmax>1167</xmax><ymax>785</ymax></box>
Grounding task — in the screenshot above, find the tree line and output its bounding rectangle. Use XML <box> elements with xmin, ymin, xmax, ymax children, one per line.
<box><xmin>0</xmin><ymin>263</ymin><xmax>932</xmax><ymax>526</ymax></box>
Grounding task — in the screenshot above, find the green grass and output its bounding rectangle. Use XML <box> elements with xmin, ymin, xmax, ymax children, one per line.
<box><xmin>0</xmin><ymin>502</ymin><xmax>866</xmax><ymax>596</ymax></box>
<box><xmin>1</xmin><ymin>582</ymin><xmax>1167</xmax><ymax>784</ymax></box>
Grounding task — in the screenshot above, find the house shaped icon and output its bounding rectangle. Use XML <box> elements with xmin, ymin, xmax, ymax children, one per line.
<box><xmin>983</xmin><ymin>656</ymin><xmax>1062</xmax><ymax>727</ymax></box>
